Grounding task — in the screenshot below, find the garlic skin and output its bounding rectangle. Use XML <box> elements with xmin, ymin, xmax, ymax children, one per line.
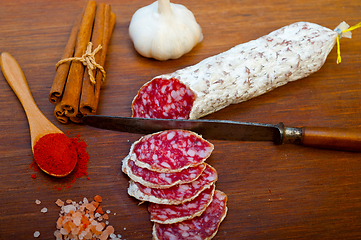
<box><xmin>129</xmin><ymin>0</ymin><xmax>203</xmax><ymax>61</ymax></box>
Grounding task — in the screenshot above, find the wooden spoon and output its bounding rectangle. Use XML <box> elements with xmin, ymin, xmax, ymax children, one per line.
<box><xmin>0</xmin><ymin>52</ymin><xmax>76</xmax><ymax>177</ymax></box>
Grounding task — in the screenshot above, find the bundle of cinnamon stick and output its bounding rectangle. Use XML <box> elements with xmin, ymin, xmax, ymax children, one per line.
<box><xmin>49</xmin><ymin>0</ymin><xmax>116</xmax><ymax>123</ymax></box>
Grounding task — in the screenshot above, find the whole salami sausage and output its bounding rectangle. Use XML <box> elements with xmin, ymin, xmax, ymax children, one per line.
<box><xmin>132</xmin><ymin>22</ymin><xmax>349</xmax><ymax>119</ymax></box>
<box><xmin>126</xmin><ymin>130</ymin><xmax>214</xmax><ymax>173</ymax></box>
<box><xmin>152</xmin><ymin>190</ymin><xmax>228</xmax><ymax>240</ymax></box>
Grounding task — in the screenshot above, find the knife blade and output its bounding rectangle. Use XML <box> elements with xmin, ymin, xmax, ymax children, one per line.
<box><xmin>82</xmin><ymin>115</ymin><xmax>361</xmax><ymax>152</ymax></box>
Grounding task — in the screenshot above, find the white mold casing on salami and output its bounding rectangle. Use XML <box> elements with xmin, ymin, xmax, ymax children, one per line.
<box><xmin>132</xmin><ymin>22</ymin><xmax>338</xmax><ymax>119</ymax></box>
<box><xmin>125</xmin><ymin>130</ymin><xmax>214</xmax><ymax>173</ymax></box>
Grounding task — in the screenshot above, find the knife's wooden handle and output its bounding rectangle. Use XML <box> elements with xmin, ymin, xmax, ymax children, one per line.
<box><xmin>301</xmin><ymin>127</ymin><xmax>361</xmax><ymax>152</ymax></box>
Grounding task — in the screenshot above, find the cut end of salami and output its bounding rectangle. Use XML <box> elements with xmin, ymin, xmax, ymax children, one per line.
<box><xmin>152</xmin><ymin>190</ymin><xmax>228</xmax><ymax>240</ymax></box>
<box><xmin>132</xmin><ymin>77</ymin><xmax>195</xmax><ymax>119</ymax></box>
<box><xmin>129</xmin><ymin>130</ymin><xmax>214</xmax><ymax>173</ymax></box>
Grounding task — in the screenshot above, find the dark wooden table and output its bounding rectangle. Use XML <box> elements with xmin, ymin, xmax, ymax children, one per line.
<box><xmin>0</xmin><ymin>0</ymin><xmax>360</xmax><ymax>239</ymax></box>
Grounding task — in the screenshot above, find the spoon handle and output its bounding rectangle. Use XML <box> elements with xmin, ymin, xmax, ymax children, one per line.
<box><xmin>0</xmin><ymin>52</ymin><xmax>40</xmax><ymax>114</ymax></box>
<box><xmin>0</xmin><ymin>52</ymin><xmax>62</xmax><ymax>150</ymax></box>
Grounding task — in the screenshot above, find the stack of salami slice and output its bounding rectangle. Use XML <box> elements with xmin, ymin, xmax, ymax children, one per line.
<box><xmin>122</xmin><ymin>129</ymin><xmax>228</xmax><ymax>240</ymax></box>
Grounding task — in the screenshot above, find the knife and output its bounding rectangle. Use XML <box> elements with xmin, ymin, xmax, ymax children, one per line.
<box><xmin>82</xmin><ymin>115</ymin><xmax>361</xmax><ymax>152</ymax></box>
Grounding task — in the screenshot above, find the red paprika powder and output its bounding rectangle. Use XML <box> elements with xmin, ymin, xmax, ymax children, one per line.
<box><xmin>31</xmin><ymin>133</ymin><xmax>89</xmax><ymax>190</ymax></box>
<box><xmin>33</xmin><ymin>133</ymin><xmax>77</xmax><ymax>176</ymax></box>
<box><xmin>70</xmin><ymin>134</ymin><xmax>89</xmax><ymax>179</ymax></box>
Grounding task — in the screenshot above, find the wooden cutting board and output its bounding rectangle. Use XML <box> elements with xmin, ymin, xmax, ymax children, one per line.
<box><xmin>0</xmin><ymin>0</ymin><xmax>360</xmax><ymax>239</ymax></box>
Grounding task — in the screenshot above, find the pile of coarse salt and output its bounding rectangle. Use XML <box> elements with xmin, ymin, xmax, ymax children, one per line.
<box><xmin>54</xmin><ymin>195</ymin><xmax>122</xmax><ymax>240</ymax></box>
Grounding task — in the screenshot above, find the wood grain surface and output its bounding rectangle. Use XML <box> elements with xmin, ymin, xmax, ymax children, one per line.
<box><xmin>0</xmin><ymin>0</ymin><xmax>360</xmax><ymax>239</ymax></box>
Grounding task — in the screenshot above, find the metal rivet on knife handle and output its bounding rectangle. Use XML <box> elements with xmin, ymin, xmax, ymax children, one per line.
<box><xmin>279</xmin><ymin>123</ymin><xmax>304</xmax><ymax>145</ymax></box>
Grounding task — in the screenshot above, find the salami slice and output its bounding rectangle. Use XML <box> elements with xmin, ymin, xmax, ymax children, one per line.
<box><xmin>132</xmin><ymin>22</ymin><xmax>348</xmax><ymax>120</ymax></box>
<box><xmin>149</xmin><ymin>184</ymin><xmax>215</xmax><ymax>224</ymax></box>
<box><xmin>152</xmin><ymin>190</ymin><xmax>228</xmax><ymax>240</ymax></box>
<box><xmin>127</xmin><ymin>164</ymin><xmax>217</xmax><ymax>205</ymax></box>
<box><xmin>127</xmin><ymin>130</ymin><xmax>214</xmax><ymax>173</ymax></box>
<box><xmin>123</xmin><ymin>155</ymin><xmax>207</xmax><ymax>189</ymax></box>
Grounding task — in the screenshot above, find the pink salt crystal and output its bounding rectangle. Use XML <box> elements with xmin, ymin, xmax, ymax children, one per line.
<box><xmin>78</xmin><ymin>230</ymin><xmax>87</xmax><ymax>239</ymax></box>
<box><xmin>99</xmin><ymin>229</ymin><xmax>110</xmax><ymax>240</ymax></box>
<box><xmin>79</xmin><ymin>205</ymin><xmax>86</xmax><ymax>212</ymax></box>
<box><xmin>33</xmin><ymin>231</ymin><xmax>40</xmax><ymax>237</ymax></box>
<box><xmin>110</xmin><ymin>233</ymin><xmax>117</xmax><ymax>239</ymax></box>
<box><xmin>72</xmin><ymin>212</ymin><xmax>82</xmax><ymax>226</ymax></box>
<box><xmin>56</xmin><ymin>217</ymin><xmax>64</xmax><ymax>229</ymax></box>
<box><xmin>72</xmin><ymin>226</ymin><xmax>80</xmax><ymax>236</ymax></box>
<box><xmin>63</xmin><ymin>204</ymin><xmax>76</xmax><ymax>213</ymax></box>
<box><xmin>96</xmin><ymin>222</ymin><xmax>105</xmax><ymax>232</ymax></box>
<box><xmin>54</xmin><ymin>230</ymin><xmax>62</xmax><ymax>240</ymax></box>
<box><xmin>106</xmin><ymin>225</ymin><xmax>115</xmax><ymax>234</ymax></box>
<box><xmin>83</xmin><ymin>229</ymin><xmax>93</xmax><ymax>239</ymax></box>
<box><xmin>85</xmin><ymin>203</ymin><xmax>96</xmax><ymax>212</ymax></box>
<box><xmin>55</xmin><ymin>199</ymin><xmax>64</xmax><ymax>207</ymax></box>
<box><xmin>60</xmin><ymin>227</ymin><xmax>69</xmax><ymax>235</ymax></box>
<box><xmin>73</xmin><ymin>218</ymin><xmax>81</xmax><ymax>227</ymax></box>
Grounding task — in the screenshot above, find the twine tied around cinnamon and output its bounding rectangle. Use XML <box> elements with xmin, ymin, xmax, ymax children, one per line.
<box><xmin>55</xmin><ymin>42</ymin><xmax>106</xmax><ymax>84</ymax></box>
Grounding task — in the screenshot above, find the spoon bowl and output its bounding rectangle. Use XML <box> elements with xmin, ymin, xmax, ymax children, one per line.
<box><xmin>0</xmin><ymin>52</ymin><xmax>76</xmax><ymax>177</ymax></box>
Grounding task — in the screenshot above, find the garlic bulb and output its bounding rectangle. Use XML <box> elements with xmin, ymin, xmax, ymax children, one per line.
<box><xmin>129</xmin><ymin>0</ymin><xmax>203</xmax><ymax>61</ymax></box>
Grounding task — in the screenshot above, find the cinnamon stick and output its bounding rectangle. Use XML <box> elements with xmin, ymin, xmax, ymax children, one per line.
<box><xmin>79</xmin><ymin>5</ymin><xmax>116</xmax><ymax>116</ymax></box>
<box><xmin>54</xmin><ymin>102</ymin><xmax>69</xmax><ymax>124</ymax></box>
<box><xmin>49</xmin><ymin>13</ymin><xmax>82</xmax><ymax>104</ymax></box>
<box><xmin>60</xmin><ymin>0</ymin><xmax>97</xmax><ymax>118</ymax></box>
<box><xmin>92</xmin><ymin>11</ymin><xmax>116</xmax><ymax>112</ymax></box>
<box><xmin>70</xmin><ymin>116</ymin><xmax>83</xmax><ymax>123</ymax></box>
<box><xmin>78</xmin><ymin>3</ymin><xmax>107</xmax><ymax>116</ymax></box>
